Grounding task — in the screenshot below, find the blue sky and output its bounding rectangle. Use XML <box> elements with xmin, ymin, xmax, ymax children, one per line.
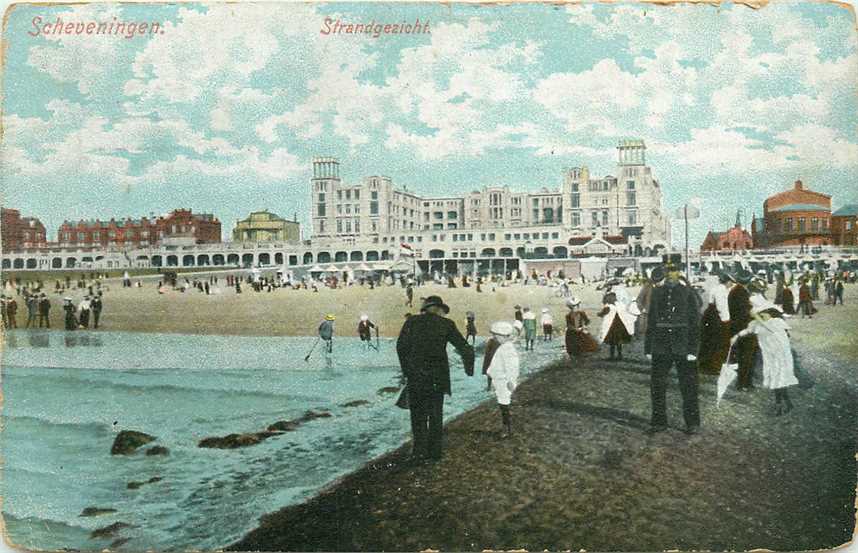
<box><xmin>1</xmin><ymin>1</ymin><xmax>856</xmax><ymax>246</ymax></box>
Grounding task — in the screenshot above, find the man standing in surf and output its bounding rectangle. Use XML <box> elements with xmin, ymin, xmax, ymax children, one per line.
<box><xmin>396</xmin><ymin>295</ymin><xmax>475</xmax><ymax>464</ymax></box>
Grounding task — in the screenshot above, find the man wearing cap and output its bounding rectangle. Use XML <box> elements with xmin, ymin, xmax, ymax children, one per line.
<box><xmin>728</xmin><ymin>268</ymin><xmax>757</xmax><ymax>391</ymax></box>
<box><xmin>644</xmin><ymin>263</ymin><xmax>701</xmax><ymax>435</ymax></box>
<box><xmin>396</xmin><ymin>295</ymin><xmax>475</xmax><ymax>463</ymax></box>
<box><xmin>318</xmin><ymin>314</ymin><xmax>335</xmax><ymax>353</ymax></box>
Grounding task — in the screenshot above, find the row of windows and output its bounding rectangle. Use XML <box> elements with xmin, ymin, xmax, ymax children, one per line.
<box><xmin>61</xmin><ymin>230</ymin><xmax>162</xmax><ymax>241</ymax></box>
<box><xmin>336</xmin><ymin>189</ymin><xmax>360</xmax><ymax>200</ymax></box>
<box><xmin>779</xmin><ymin>217</ymin><xmax>830</xmax><ymax>233</ymax></box>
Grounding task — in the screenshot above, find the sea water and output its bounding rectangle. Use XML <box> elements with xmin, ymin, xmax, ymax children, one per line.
<box><xmin>0</xmin><ymin>330</ymin><xmax>563</xmax><ymax>551</ymax></box>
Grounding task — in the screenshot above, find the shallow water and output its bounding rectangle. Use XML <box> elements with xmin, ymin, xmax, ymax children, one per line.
<box><xmin>0</xmin><ymin>329</ymin><xmax>563</xmax><ymax>551</ymax></box>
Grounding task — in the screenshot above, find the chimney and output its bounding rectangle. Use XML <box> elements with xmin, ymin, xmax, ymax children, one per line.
<box><xmin>795</xmin><ymin>180</ymin><xmax>804</xmax><ymax>191</ymax></box>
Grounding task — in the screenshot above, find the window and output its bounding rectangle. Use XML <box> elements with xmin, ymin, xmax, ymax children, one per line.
<box><xmin>354</xmin><ymin>190</ymin><xmax>360</xmax><ymax>200</ymax></box>
<box><xmin>533</xmin><ymin>209</ymin><xmax>540</xmax><ymax>221</ymax></box>
<box><xmin>337</xmin><ymin>205</ymin><xmax>342</xmax><ymax>215</ymax></box>
<box><xmin>514</xmin><ymin>234</ymin><xmax>520</xmax><ymax>240</ymax></box>
<box><xmin>784</xmin><ymin>218</ymin><xmax>793</xmax><ymax>232</ymax></box>
<box><xmin>592</xmin><ymin>211</ymin><xmax>599</xmax><ymax>226</ymax></box>
<box><xmin>319</xmin><ymin>220</ymin><xmax>325</xmax><ymax>233</ymax></box>
<box><xmin>523</xmin><ymin>233</ymin><xmax>530</xmax><ymax>239</ymax></box>
<box><xmin>370</xmin><ymin>202</ymin><xmax>378</xmax><ymax>216</ymax></box>
<box><xmin>371</xmin><ymin>191</ymin><xmax>378</xmax><ymax>200</ymax></box>
<box><xmin>345</xmin><ymin>190</ymin><xmax>351</xmax><ymax>200</ymax></box>
<box><xmin>447</xmin><ymin>223</ymin><xmax>457</xmax><ymax>229</ymax></box>
<box><xmin>93</xmin><ymin>232</ymin><xmax>100</xmax><ymax>241</ymax></box>
<box><xmin>447</xmin><ymin>211</ymin><xmax>458</xmax><ymax>219</ymax></box>
<box><xmin>798</xmin><ymin>217</ymin><xmax>806</xmax><ymax>232</ymax></box>
<box><xmin>626</xmin><ymin>189</ymin><xmax>636</xmax><ymax>206</ymax></box>
<box><xmin>602</xmin><ymin>210</ymin><xmax>609</xmax><ymax>226</ymax></box>
<box><xmin>541</xmin><ymin>232</ymin><xmax>549</xmax><ymax>239</ymax></box>
<box><xmin>433</xmin><ymin>223</ymin><xmax>444</xmax><ymax>230</ymax></box>
<box><xmin>318</xmin><ymin>204</ymin><xmax>326</xmax><ymax>216</ymax></box>
<box><xmin>847</xmin><ymin>221</ymin><xmax>853</xmax><ymax>231</ymax></box>
<box><xmin>109</xmin><ymin>230</ymin><xmax>116</xmax><ymax>239</ymax></box>
<box><xmin>337</xmin><ymin>191</ymin><xmax>342</xmax><ymax>200</ymax></box>
<box><xmin>552</xmin><ymin>232</ymin><xmax>559</xmax><ymax>239</ymax></box>
<box><xmin>489</xmin><ymin>233</ymin><xmax>495</xmax><ymax>240</ymax></box>
<box><xmin>811</xmin><ymin>217</ymin><xmax>819</xmax><ymax>231</ymax></box>
<box><xmin>337</xmin><ymin>220</ymin><xmax>343</xmax><ymax>233</ymax></box>
<box><xmin>627</xmin><ymin>210</ymin><xmax>638</xmax><ymax>226</ymax></box>
<box><xmin>345</xmin><ymin>220</ymin><xmax>352</xmax><ymax>233</ymax></box>
<box><xmin>505</xmin><ymin>233</ymin><xmax>511</xmax><ymax>240</ymax></box>
<box><xmin>318</xmin><ymin>193</ymin><xmax>325</xmax><ymax>203</ymax></box>
<box><xmin>434</xmin><ymin>211</ymin><xmax>444</xmax><ymax>220</ymax></box>
<box><xmin>571</xmin><ymin>211</ymin><xmax>581</xmax><ymax>227</ymax></box>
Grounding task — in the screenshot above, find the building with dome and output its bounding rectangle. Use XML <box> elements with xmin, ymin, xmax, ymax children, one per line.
<box><xmin>751</xmin><ymin>180</ymin><xmax>832</xmax><ymax>249</ymax></box>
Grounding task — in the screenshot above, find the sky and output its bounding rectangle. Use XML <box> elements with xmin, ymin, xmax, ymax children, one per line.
<box><xmin>1</xmin><ymin>1</ymin><xmax>857</xmax><ymax>247</ymax></box>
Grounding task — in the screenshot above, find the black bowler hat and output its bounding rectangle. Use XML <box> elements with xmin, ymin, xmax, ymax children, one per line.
<box><xmin>650</xmin><ymin>265</ymin><xmax>666</xmax><ymax>283</ymax></box>
<box><xmin>420</xmin><ymin>295</ymin><xmax>450</xmax><ymax>314</ymax></box>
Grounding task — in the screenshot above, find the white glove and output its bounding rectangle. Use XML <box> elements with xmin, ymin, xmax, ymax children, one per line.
<box><xmin>507</xmin><ymin>381</ymin><xmax>516</xmax><ymax>392</ymax></box>
<box><xmin>646</xmin><ymin>354</ymin><xmax>652</xmax><ymax>361</ymax></box>
<box><xmin>687</xmin><ymin>354</ymin><xmax>697</xmax><ymax>361</ymax></box>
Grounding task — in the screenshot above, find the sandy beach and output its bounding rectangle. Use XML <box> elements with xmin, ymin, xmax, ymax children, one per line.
<box><xmin>10</xmin><ymin>278</ymin><xmax>606</xmax><ymax>337</ymax></box>
<box><xmin>228</xmin><ymin>287</ymin><xmax>858</xmax><ymax>552</ymax></box>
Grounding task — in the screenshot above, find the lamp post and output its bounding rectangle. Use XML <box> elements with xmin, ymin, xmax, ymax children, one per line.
<box><xmin>674</xmin><ymin>204</ymin><xmax>700</xmax><ymax>281</ymax></box>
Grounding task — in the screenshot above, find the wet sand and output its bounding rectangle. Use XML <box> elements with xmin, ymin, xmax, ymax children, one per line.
<box><xmin>229</xmin><ymin>288</ymin><xmax>858</xmax><ymax>552</ymax></box>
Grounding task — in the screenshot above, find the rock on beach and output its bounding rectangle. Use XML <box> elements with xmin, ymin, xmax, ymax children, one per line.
<box><xmin>110</xmin><ymin>431</ymin><xmax>156</xmax><ymax>455</ymax></box>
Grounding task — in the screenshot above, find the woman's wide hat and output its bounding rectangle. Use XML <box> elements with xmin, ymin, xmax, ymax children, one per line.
<box><xmin>420</xmin><ymin>295</ymin><xmax>450</xmax><ymax>314</ymax></box>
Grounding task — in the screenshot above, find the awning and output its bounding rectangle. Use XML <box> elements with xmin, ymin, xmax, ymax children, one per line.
<box><xmin>325</xmin><ymin>264</ymin><xmax>339</xmax><ymax>272</ymax></box>
<box><xmin>356</xmin><ymin>263</ymin><xmax>371</xmax><ymax>272</ymax></box>
<box><xmin>308</xmin><ymin>264</ymin><xmax>324</xmax><ymax>272</ymax></box>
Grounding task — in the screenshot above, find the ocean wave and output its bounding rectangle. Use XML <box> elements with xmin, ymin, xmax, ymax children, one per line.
<box><xmin>2</xmin><ymin>511</ymin><xmax>94</xmax><ymax>533</ymax></box>
<box><xmin>0</xmin><ymin>414</ymin><xmax>112</xmax><ymax>433</ymax></box>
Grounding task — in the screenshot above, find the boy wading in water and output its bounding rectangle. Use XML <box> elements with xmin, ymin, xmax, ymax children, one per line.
<box><xmin>522</xmin><ymin>307</ymin><xmax>537</xmax><ymax>351</ymax></box>
<box><xmin>486</xmin><ymin>321</ymin><xmax>520</xmax><ymax>438</ymax></box>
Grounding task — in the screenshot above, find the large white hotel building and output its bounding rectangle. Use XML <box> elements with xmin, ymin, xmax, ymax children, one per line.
<box><xmin>311</xmin><ymin>139</ymin><xmax>671</xmax><ymax>260</ymax></box>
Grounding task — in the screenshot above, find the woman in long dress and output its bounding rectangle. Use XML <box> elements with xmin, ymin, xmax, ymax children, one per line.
<box><xmin>564</xmin><ymin>297</ymin><xmax>599</xmax><ymax>360</ymax></box>
<box><xmin>697</xmin><ymin>273</ymin><xmax>731</xmax><ymax>374</ymax></box>
<box><xmin>731</xmin><ymin>296</ymin><xmax>798</xmax><ymax>415</ymax></box>
<box><xmin>781</xmin><ymin>274</ymin><xmax>796</xmax><ymax>315</ymax></box>
<box><xmin>597</xmin><ymin>292</ymin><xmax>635</xmax><ymax>361</ymax></box>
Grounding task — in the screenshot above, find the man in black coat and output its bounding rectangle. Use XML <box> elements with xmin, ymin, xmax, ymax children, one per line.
<box><xmin>397</xmin><ymin>295</ymin><xmax>475</xmax><ymax>463</ymax></box>
<box><xmin>727</xmin><ymin>269</ymin><xmax>756</xmax><ymax>391</ymax></box>
<box><xmin>644</xmin><ymin>264</ymin><xmax>701</xmax><ymax>435</ymax></box>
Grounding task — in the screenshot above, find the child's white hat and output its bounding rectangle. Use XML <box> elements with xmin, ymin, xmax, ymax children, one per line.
<box><xmin>490</xmin><ymin>321</ymin><xmax>514</xmax><ymax>336</ymax></box>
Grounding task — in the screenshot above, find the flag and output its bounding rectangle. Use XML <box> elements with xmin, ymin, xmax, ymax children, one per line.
<box><xmin>399</xmin><ymin>243</ymin><xmax>414</xmax><ymax>258</ymax></box>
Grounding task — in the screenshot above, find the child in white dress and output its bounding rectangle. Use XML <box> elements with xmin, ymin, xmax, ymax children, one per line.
<box><xmin>731</xmin><ymin>295</ymin><xmax>798</xmax><ymax>415</ymax></box>
<box><xmin>487</xmin><ymin>321</ymin><xmax>520</xmax><ymax>438</ymax></box>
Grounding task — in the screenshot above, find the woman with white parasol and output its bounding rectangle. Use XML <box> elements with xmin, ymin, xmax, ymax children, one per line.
<box><xmin>730</xmin><ymin>295</ymin><xmax>798</xmax><ymax>415</ymax></box>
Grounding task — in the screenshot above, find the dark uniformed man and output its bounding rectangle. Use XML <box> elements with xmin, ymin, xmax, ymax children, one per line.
<box><xmin>727</xmin><ymin>268</ymin><xmax>756</xmax><ymax>391</ymax></box>
<box><xmin>644</xmin><ymin>263</ymin><xmax>701</xmax><ymax>435</ymax></box>
<box><xmin>396</xmin><ymin>295</ymin><xmax>475</xmax><ymax>463</ymax></box>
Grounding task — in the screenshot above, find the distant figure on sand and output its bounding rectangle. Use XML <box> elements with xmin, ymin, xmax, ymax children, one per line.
<box><xmin>598</xmin><ymin>292</ymin><xmax>634</xmax><ymax>361</ymax></box>
<box><xmin>522</xmin><ymin>308</ymin><xmax>537</xmax><ymax>351</ymax></box>
<box><xmin>540</xmin><ymin>308</ymin><xmax>553</xmax><ymax>341</ymax></box>
<box><xmin>63</xmin><ymin>298</ymin><xmax>77</xmax><ymax>331</ymax></box>
<box><xmin>357</xmin><ymin>314</ymin><xmax>376</xmax><ymax>350</ymax></box>
<box><xmin>396</xmin><ymin>295</ymin><xmax>474</xmax><ymax>463</ymax></box>
<box><xmin>465</xmin><ymin>311</ymin><xmax>477</xmax><ymax>345</ymax></box>
<box><xmin>319</xmin><ymin>314</ymin><xmax>335</xmax><ymax>354</ymax></box>
<box><xmin>564</xmin><ymin>297</ymin><xmax>598</xmax><ymax>361</ymax></box>
<box><xmin>486</xmin><ymin>321</ymin><xmax>520</xmax><ymax>438</ymax></box>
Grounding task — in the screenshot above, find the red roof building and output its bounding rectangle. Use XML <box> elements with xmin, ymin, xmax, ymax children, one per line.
<box><xmin>57</xmin><ymin>209</ymin><xmax>221</xmax><ymax>248</ymax></box>
<box><xmin>1</xmin><ymin>208</ymin><xmax>48</xmax><ymax>252</ymax></box>
<box><xmin>700</xmin><ymin>224</ymin><xmax>753</xmax><ymax>252</ymax></box>
<box><xmin>752</xmin><ymin>180</ymin><xmax>832</xmax><ymax>248</ymax></box>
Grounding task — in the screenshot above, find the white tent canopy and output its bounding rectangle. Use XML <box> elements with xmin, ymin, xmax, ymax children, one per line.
<box><xmin>356</xmin><ymin>263</ymin><xmax>371</xmax><ymax>272</ymax></box>
<box><xmin>308</xmin><ymin>264</ymin><xmax>324</xmax><ymax>273</ymax></box>
<box><xmin>325</xmin><ymin>264</ymin><xmax>339</xmax><ymax>273</ymax></box>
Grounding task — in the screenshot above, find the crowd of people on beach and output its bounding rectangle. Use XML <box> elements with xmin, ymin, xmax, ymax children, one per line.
<box><xmin>1</xmin><ymin>273</ymin><xmax>110</xmax><ymax>331</ymax></box>
<box><xmin>386</xmin><ymin>260</ymin><xmax>854</xmax><ymax>465</ymax></box>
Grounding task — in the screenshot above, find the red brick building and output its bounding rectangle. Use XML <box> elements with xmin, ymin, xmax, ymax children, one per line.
<box><xmin>57</xmin><ymin>209</ymin><xmax>221</xmax><ymax>248</ymax></box>
<box><xmin>832</xmin><ymin>204</ymin><xmax>858</xmax><ymax>246</ymax></box>
<box><xmin>752</xmin><ymin>180</ymin><xmax>832</xmax><ymax>248</ymax></box>
<box><xmin>1</xmin><ymin>208</ymin><xmax>48</xmax><ymax>252</ymax></box>
<box><xmin>700</xmin><ymin>223</ymin><xmax>753</xmax><ymax>252</ymax></box>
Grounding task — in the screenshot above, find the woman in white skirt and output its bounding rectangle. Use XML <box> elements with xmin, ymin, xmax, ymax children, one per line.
<box><xmin>487</xmin><ymin>321</ymin><xmax>520</xmax><ymax>438</ymax></box>
<box><xmin>731</xmin><ymin>295</ymin><xmax>798</xmax><ymax>415</ymax></box>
